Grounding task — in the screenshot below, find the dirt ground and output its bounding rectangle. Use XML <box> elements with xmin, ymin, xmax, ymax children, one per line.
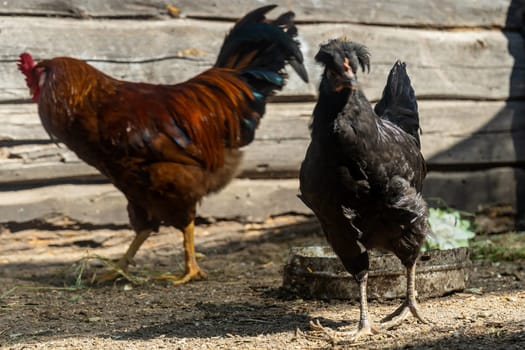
<box><xmin>1</xmin><ymin>215</ymin><xmax>524</xmax><ymax>350</ymax></box>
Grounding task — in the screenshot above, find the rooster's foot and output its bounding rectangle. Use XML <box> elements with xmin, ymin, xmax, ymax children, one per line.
<box><xmin>154</xmin><ymin>265</ymin><xmax>207</xmax><ymax>285</ymax></box>
<box><xmin>92</xmin><ymin>268</ymin><xmax>127</xmax><ymax>284</ymax></box>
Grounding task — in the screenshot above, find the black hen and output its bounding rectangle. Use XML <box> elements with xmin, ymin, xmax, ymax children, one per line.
<box><xmin>299</xmin><ymin>39</ymin><xmax>430</xmax><ymax>341</ymax></box>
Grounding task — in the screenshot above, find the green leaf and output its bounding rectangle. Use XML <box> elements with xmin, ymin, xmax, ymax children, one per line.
<box><xmin>423</xmin><ymin>208</ymin><xmax>476</xmax><ymax>251</ymax></box>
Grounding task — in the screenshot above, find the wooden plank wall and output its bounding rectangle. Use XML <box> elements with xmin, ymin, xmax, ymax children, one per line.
<box><xmin>1</xmin><ymin>0</ymin><xmax>524</xmax><ymax>226</ymax></box>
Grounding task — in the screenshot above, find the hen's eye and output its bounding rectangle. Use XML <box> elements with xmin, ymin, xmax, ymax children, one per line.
<box><xmin>327</xmin><ymin>69</ymin><xmax>337</xmax><ymax>80</ymax></box>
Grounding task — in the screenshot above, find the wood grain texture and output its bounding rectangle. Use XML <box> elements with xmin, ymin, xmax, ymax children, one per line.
<box><xmin>0</xmin><ymin>179</ymin><xmax>308</xmax><ymax>224</ymax></box>
<box><xmin>5</xmin><ymin>101</ymin><xmax>525</xmax><ymax>141</ymax></box>
<box><xmin>1</xmin><ymin>101</ymin><xmax>524</xmax><ymax>184</ymax></box>
<box><xmin>423</xmin><ymin>168</ymin><xmax>525</xmax><ymax>213</ymax></box>
<box><xmin>177</xmin><ymin>0</ymin><xmax>525</xmax><ymax>29</ymax></box>
<box><xmin>0</xmin><ymin>0</ymin><xmax>170</xmax><ymax>18</ymax></box>
<box><xmin>1</xmin><ymin>1</ymin><xmax>524</xmax><ymax>225</ymax></box>
<box><xmin>1</xmin><ymin>17</ymin><xmax>523</xmax><ymax>102</ymax></box>
<box><xmin>0</xmin><ymin>168</ymin><xmax>523</xmax><ymax>224</ymax></box>
<box><xmin>1</xmin><ymin>0</ymin><xmax>522</xmax><ymax>29</ymax></box>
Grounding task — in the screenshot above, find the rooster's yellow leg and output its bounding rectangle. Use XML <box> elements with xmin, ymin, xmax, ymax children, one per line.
<box><xmin>155</xmin><ymin>220</ymin><xmax>207</xmax><ymax>285</ymax></box>
<box><xmin>94</xmin><ymin>229</ymin><xmax>151</xmax><ymax>283</ymax></box>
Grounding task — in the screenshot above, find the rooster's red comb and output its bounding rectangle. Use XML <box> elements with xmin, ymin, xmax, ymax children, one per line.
<box><xmin>18</xmin><ymin>52</ymin><xmax>36</xmax><ymax>88</ymax></box>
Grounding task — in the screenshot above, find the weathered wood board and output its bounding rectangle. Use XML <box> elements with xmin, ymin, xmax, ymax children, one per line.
<box><xmin>2</xmin><ymin>101</ymin><xmax>524</xmax><ymax>184</ymax></box>
<box><xmin>174</xmin><ymin>0</ymin><xmax>525</xmax><ymax>29</ymax></box>
<box><xmin>1</xmin><ymin>0</ymin><xmax>525</xmax><ymax>226</ymax></box>
<box><xmin>4</xmin><ymin>101</ymin><xmax>525</xmax><ymax>142</ymax></box>
<box><xmin>0</xmin><ymin>179</ymin><xmax>308</xmax><ymax>225</ymax></box>
<box><xmin>1</xmin><ymin>17</ymin><xmax>524</xmax><ymax>102</ymax></box>
<box><xmin>0</xmin><ymin>0</ymin><xmax>170</xmax><ymax>19</ymax></box>
<box><xmin>1</xmin><ymin>0</ymin><xmax>522</xmax><ymax>29</ymax></box>
<box><xmin>423</xmin><ymin>168</ymin><xmax>525</xmax><ymax>213</ymax></box>
<box><xmin>0</xmin><ymin>168</ymin><xmax>523</xmax><ymax>225</ymax></box>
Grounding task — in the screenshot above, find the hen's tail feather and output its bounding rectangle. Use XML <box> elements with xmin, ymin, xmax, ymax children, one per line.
<box><xmin>375</xmin><ymin>61</ymin><xmax>421</xmax><ymax>147</ymax></box>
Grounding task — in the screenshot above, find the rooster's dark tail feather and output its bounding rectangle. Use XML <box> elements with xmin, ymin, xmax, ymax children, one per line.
<box><xmin>215</xmin><ymin>5</ymin><xmax>308</xmax><ymax>90</ymax></box>
<box><xmin>214</xmin><ymin>5</ymin><xmax>308</xmax><ymax>146</ymax></box>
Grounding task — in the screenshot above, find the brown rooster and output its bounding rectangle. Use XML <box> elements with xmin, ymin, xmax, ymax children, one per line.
<box><xmin>18</xmin><ymin>5</ymin><xmax>308</xmax><ymax>285</ymax></box>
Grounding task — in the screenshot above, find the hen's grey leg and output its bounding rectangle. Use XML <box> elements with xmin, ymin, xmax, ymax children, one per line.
<box><xmin>380</xmin><ymin>263</ymin><xmax>428</xmax><ymax>329</ymax></box>
<box><xmin>309</xmin><ymin>272</ymin><xmax>378</xmax><ymax>343</ymax></box>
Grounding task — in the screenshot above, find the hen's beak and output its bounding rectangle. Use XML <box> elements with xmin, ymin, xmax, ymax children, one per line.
<box><xmin>343</xmin><ymin>58</ymin><xmax>358</xmax><ymax>90</ymax></box>
<box><xmin>342</xmin><ymin>75</ymin><xmax>358</xmax><ymax>90</ymax></box>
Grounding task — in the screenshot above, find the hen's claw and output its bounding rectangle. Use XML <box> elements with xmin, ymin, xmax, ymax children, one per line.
<box><xmin>380</xmin><ymin>263</ymin><xmax>429</xmax><ymax>329</ymax></box>
<box><xmin>308</xmin><ymin>319</ymin><xmax>377</xmax><ymax>345</ymax></box>
<box><xmin>380</xmin><ymin>299</ymin><xmax>429</xmax><ymax>329</ymax></box>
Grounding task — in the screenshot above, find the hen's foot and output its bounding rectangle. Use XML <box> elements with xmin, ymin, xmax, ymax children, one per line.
<box><xmin>380</xmin><ymin>299</ymin><xmax>429</xmax><ymax>329</ymax></box>
<box><xmin>307</xmin><ymin>319</ymin><xmax>378</xmax><ymax>345</ymax></box>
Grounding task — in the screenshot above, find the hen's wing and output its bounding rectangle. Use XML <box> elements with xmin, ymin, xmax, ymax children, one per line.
<box><xmin>333</xmin><ymin>89</ymin><xmax>425</xmax><ymax>195</ymax></box>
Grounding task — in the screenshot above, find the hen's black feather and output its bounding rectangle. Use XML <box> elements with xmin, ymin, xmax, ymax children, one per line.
<box><xmin>300</xmin><ymin>39</ymin><xmax>429</xmax><ymax>276</ymax></box>
<box><xmin>315</xmin><ymin>39</ymin><xmax>370</xmax><ymax>76</ymax></box>
<box><xmin>299</xmin><ymin>39</ymin><xmax>431</xmax><ymax>333</ymax></box>
<box><xmin>301</xmin><ymin>38</ymin><xmax>431</xmax><ymax>336</ymax></box>
<box><xmin>375</xmin><ymin>61</ymin><xmax>421</xmax><ymax>147</ymax></box>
